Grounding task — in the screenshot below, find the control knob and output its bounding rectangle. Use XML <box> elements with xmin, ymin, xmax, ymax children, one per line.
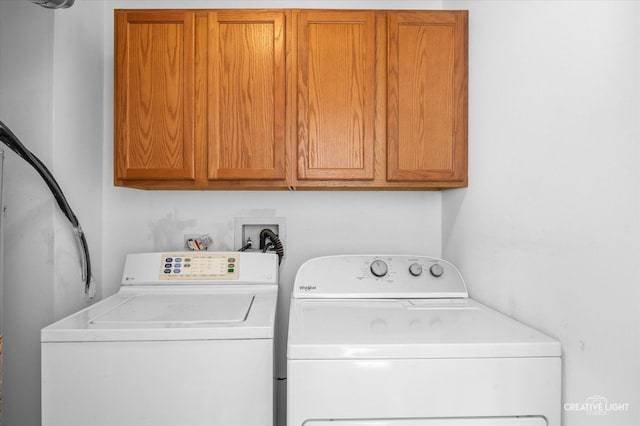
<box><xmin>370</xmin><ymin>259</ymin><xmax>388</xmax><ymax>277</ymax></box>
<box><xmin>429</xmin><ymin>263</ymin><xmax>444</xmax><ymax>278</ymax></box>
<box><xmin>408</xmin><ymin>263</ymin><xmax>423</xmax><ymax>277</ymax></box>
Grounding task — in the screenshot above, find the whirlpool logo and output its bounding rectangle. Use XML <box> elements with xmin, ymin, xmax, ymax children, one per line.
<box><xmin>298</xmin><ymin>284</ymin><xmax>317</xmax><ymax>292</ymax></box>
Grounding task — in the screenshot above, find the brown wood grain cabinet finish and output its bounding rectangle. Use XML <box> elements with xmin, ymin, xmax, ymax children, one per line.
<box><xmin>114</xmin><ymin>9</ymin><xmax>468</xmax><ymax>190</ymax></box>
<box><xmin>208</xmin><ymin>11</ymin><xmax>286</xmax><ymax>181</ymax></box>
<box><xmin>115</xmin><ymin>11</ymin><xmax>196</xmax><ymax>181</ymax></box>
<box><xmin>296</xmin><ymin>10</ymin><xmax>376</xmax><ymax>181</ymax></box>
<box><xmin>387</xmin><ymin>11</ymin><xmax>467</xmax><ymax>183</ymax></box>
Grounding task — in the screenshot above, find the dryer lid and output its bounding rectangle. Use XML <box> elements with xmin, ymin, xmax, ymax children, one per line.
<box><xmin>287</xmin><ymin>298</ymin><xmax>560</xmax><ymax>360</ymax></box>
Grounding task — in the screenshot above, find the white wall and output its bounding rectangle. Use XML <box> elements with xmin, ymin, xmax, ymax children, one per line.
<box><xmin>52</xmin><ymin>0</ymin><xmax>104</xmax><ymax>319</ymax></box>
<box><xmin>441</xmin><ymin>1</ymin><xmax>640</xmax><ymax>425</ymax></box>
<box><xmin>0</xmin><ymin>3</ymin><xmax>55</xmax><ymax>425</ymax></box>
<box><xmin>0</xmin><ymin>1</ymin><xmax>104</xmax><ymax>425</ymax></box>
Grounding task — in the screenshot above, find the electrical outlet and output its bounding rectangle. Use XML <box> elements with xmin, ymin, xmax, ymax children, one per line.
<box><xmin>234</xmin><ymin>217</ymin><xmax>286</xmax><ymax>253</ymax></box>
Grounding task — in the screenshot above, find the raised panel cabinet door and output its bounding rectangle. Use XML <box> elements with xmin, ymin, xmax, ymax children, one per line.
<box><xmin>115</xmin><ymin>10</ymin><xmax>196</xmax><ymax>181</ymax></box>
<box><xmin>208</xmin><ymin>11</ymin><xmax>286</xmax><ymax>180</ymax></box>
<box><xmin>387</xmin><ymin>11</ymin><xmax>468</xmax><ymax>183</ymax></box>
<box><xmin>297</xmin><ymin>10</ymin><xmax>376</xmax><ymax>180</ymax></box>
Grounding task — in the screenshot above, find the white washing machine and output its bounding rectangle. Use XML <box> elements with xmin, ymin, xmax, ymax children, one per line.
<box><xmin>42</xmin><ymin>251</ymin><xmax>278</xmax><ymax>426</ymax></box>
<box><xmin>287</xmin><ymin>255</ymin><xmax>561</xmax><ymax>426</ymax></box>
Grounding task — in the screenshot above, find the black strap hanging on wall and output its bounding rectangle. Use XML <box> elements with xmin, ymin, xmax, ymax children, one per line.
<box><xmin>28</xmin><ymin>0</ymin><xmax>74</xmax><ymax>9</ymax></box>
<box><xmin>0</xmin><ymin>120</ymin><xmax>94</xmax><ymax>297</ymax></box>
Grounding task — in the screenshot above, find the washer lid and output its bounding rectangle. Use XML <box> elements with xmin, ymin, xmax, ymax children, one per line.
<box><xmin>41</xmin><ymin>285</ymin><xmax>277</xmax><ymax>342</ymax></box>
<box><xmin>89</xmin><ymin>293</ymin><xmax>254</xmax><ymax>325</ymax></box>
<box><xmin>287</xmin><ymin>298</ymin><xmax>560</xmax><ymax>359</ymax></box>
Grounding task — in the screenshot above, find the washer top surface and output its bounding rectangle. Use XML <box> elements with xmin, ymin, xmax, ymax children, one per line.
<box><xmin>89</xmin><ymin>293</ymin><xmax>254</xmax><ymax>325</ymax></box>
<box><xmin>287</xmin><ymin>255</ymin><xmax>560</xmax><ymax>360</ymax></box>
<box><xmin>42</xmin><ymin>252</ymin><xmax>278</xmax><ymax>342</ymax></box>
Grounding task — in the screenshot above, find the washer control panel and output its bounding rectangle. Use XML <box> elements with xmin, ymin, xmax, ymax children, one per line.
<box><xmin>160</xmin><ymin>252</ymin><xmax>238</xmax><ymax>280</ymax></box>
<box><xmin>294</xmin><ymin>255</ymin><xmax>468</xmax><ymax>299</ymax></box>
<box><xmin>121</xmin><ymin>252</ymin><xmax>278</xmax><ymax>285</ymax></box>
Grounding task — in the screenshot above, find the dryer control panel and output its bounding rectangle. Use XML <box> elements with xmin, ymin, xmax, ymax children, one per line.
<box><xmin>293</xmin><ymin>255</ymin><xmax>468</xmax><ymax>299</ymax></box>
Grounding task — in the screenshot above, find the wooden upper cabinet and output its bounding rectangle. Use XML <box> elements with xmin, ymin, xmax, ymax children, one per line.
<box><xmin>296</xmin><ymin>10</ymin><xmax>376</xmax><ymax>181</ymax></box>
<box><xmin>113</xmin><ymin>9</ymin><xmax>468</xmax><ymax>189</ymax></box>
<box><xmin>208</xmin><ymin>11</ymin><xmax>286</xmax><ymax>181</ymax></box>
<box><xmin>115</xmin><ymin>11</ymin><xmax>196</xmax><ymax>181</ymax></box>
<box><xmin>387</xmin><ymin>11</ymin><xmax>468</xmax><ymax>183</ymax></box>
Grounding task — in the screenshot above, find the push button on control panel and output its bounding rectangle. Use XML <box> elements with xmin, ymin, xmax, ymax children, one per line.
<box><xmin>160</xmin><ymin>252</ymin><xmax>240</xmax><ymax>280</ymax></box>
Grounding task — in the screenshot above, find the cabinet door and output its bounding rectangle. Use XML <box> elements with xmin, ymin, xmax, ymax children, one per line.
<box><xmin>387</xmin><ymin>11</ymin><xmax>467</xmax><ymax>183</ymax></box>
<box><xmin>115</xmin><ymin>11</ymin><xmax>196</xmax><ymax>181</ymax></box>
<box><xmin>208</xmin><ymin>11</ymin><xmax>286</xmax><ymax>180</ymax></box>
<box><xmin>296</xmin><ymin>10</ymin><xmax>376</xmax><ymax>181</ymax></box>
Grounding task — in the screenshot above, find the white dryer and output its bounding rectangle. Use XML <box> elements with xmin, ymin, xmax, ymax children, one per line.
<box><xmin>287</xmin><ymin>255</ymin><xmax>561</xmax><ymax>426</ymax></box>
<box><xmin>42</xmin><ymin>251</ymin><xmax>278</xmax><ymax>426</ymax></box>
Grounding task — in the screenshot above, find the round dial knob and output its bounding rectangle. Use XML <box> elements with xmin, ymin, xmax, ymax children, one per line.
<box><xmin>429</xmin><ymin>263</ymin><xmax>445</xmax><ymax>278</ymax></box>
<box><xmin>408</xmin><ymin>263</ymin><xmax>423</xmax><ymax>277</ymax></box>
<box><xmin>370</xmin><ymin>260</ymin><xmax>389</xmax><ymax>277</ymax></box>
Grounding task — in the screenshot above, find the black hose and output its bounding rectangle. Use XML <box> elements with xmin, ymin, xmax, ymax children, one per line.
<box><xmin>0</xmin><ymin>119</ymin><xmax>93</xmax><ymax>294</ymax></box>
<box><xmin>262</xmin><ymin>242</ymin><xmax>274</xmax><ymax>253</ymax></box>
<box><xmin>0</xmin><ymin>123</ymin><xmax>77</xmax><ymax>224</ymax></box>
<box><xmin>238</xmin><ymin>239</ymin><xmax>253</xmax><ymax>252</ymax></box>
<box><xmin>78</xmin><ymin>232</ymin><xmax>92</xmax><ymax>291</ymax></box>
<box><xmin>259</xmin><ymin>228</ymin><xmax>284</xmax><ymax>265</ymax></box>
